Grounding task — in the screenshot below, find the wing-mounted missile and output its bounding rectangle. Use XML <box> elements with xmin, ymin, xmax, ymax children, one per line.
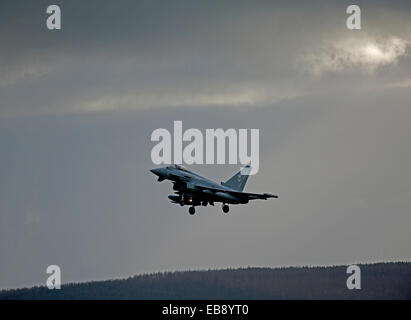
<box><xmin>263</xmin><ymin>193</ymin><xmax>279</xmax><ymax>199</ymax></box>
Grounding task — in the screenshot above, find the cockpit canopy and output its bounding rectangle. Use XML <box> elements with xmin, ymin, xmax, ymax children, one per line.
<box><xmin>169</xmin><ymin>164</ymin><xmax>189</xmax><ymax>171</ymax></box>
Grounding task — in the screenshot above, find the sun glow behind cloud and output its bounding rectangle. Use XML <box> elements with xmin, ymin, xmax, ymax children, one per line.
<box><xmin>303</xmin><ymin>35</ymin><xmax>409</xmax><ymax>75</ymax></box>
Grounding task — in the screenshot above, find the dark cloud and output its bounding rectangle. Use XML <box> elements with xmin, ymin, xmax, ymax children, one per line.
<box><xmin>1</xmin><ymin>0</ymin><xmax>410</xmax><ymax>117</ymax></box>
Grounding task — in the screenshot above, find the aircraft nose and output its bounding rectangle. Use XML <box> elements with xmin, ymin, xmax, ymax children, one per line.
<box><xmin>150</xmin><ymin>168</ymin><xmax>165</xmax><ymax>176</ymax></box>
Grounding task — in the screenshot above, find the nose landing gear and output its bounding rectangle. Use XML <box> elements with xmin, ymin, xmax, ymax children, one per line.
<box><xmin>188</xmin><ymin>206</ymin><xmax>196</xmax><ymax>215</ymax></box>
<box><xmin>222</xmin><ymin>204</ymin><xmax>230</xmax><ymax>214</ymax></box>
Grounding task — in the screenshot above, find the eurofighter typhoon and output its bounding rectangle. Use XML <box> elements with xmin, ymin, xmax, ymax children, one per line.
<box><xmin>150</xmin><ymin>165</ymin><xmax>278</xmax><ymax>215</ymax></box>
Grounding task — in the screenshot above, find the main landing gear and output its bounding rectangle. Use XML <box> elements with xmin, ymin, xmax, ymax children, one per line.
<box><xmin>188</xmin><ymin>204</ymin><xmax>229</xmax><ymax>215</ymax></box>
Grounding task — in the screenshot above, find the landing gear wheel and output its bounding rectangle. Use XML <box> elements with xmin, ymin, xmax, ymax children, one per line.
<box><xmin>222</xmin><ymin>204</ymin><xmax>230</xmax><ymax>214</ymax></box>
<box><xmin>189</xmin><ymin>206</ymin><xmax>196</xmax><ymax>215</ymax></box>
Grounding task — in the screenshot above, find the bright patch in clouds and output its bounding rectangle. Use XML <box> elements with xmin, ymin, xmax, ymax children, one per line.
<box><xmin>80</xmin><ymin>88</ymin><xmax>291</xmax><ymax>113</ymax></box>
<box><xmin>303</xmin><ymin>35</ymin><xmax>409</xmax><ymax>75</ymax></box>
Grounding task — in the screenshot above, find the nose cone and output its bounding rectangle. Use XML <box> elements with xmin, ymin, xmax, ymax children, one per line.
<box><xmin>150</xmin><ymin>167</ymin><xmax>167</xmax><ymax>177</ymax></box>
<box><xmin>150</xmin><ymin>167</ymin><xmax>168</xmax><ymax>181</ymax></box>
<box><xmin>150</xmin><ymin>168</ymin><xmax>162</xmax><ymax>176</ymax></box>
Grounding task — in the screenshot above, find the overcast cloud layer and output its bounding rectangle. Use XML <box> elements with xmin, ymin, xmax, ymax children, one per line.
<box><xmin>1</xmin><ymin>0</ymin><xmax>411</xmax><ymax>289</ymax></box>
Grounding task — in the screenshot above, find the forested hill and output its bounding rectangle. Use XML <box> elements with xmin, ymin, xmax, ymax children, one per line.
<box><xmin>1</xmin><ymin>262</ymin><xmax>410</xmax><ymax>299</ymax></box>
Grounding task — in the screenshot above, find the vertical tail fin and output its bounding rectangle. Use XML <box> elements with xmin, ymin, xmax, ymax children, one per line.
<box><xmin>221</xmin><ymin>165</ymin><xmax>251</xmax><ymax>191</ymax></box>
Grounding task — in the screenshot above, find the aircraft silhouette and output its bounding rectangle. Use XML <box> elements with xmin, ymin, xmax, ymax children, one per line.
<box><xmin>150</xmin><ymin>164</ymin><xmax>278</xmax><ymax>215</ymax></box>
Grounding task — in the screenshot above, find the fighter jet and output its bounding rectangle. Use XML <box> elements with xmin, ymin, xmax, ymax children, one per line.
<box><xmin>150</xmin><ymin>164</ymin><xmax>278</xmax><ymax>215</ymax></box>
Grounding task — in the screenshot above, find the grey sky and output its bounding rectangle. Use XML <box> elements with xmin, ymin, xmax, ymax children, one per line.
<box><xmin>1</xmin><ymin>0</ymin><xmax>411</xmax><ymax>289</ymax></box>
